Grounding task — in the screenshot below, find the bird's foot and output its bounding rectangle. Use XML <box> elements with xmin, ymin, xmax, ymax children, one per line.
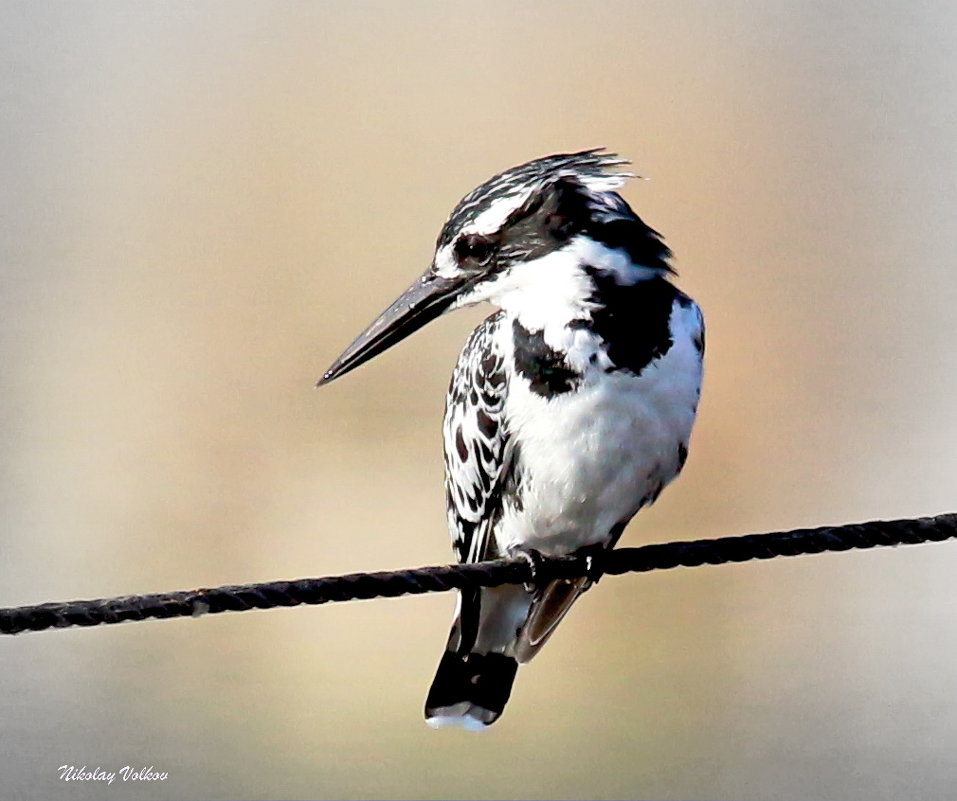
<box><xmin>507</xmin><ymin>546</ymin><xmax>546</xmax><ymax>592</ymax></box>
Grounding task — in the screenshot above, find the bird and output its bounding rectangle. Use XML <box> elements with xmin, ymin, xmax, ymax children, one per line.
<box><xmin>318</xmin><ymin>149</ymin><xmax>704</xmax><ymax>729</ymax></box>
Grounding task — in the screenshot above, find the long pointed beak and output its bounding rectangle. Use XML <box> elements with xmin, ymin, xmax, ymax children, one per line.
<box><xmin>318</xmin><ymin>272</ymin><xmax>466</xmax><ymax>386</ymax></box>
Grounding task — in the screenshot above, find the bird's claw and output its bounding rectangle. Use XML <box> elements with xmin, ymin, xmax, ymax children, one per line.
<box><xmin>508</xmin><ymin>547</ymin><xmax>546</xmax><ymax>592</ymax></box>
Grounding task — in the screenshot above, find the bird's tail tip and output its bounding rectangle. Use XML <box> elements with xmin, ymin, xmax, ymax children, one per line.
<box><xmin>425</xmin><ymin>703</ymin><xmax>495</xmax><ymax>732</ymax></box>
<box><xmin>424</xmin><ymin>650</ymin><xmax>518</xmax><ymax>731</ymax></box>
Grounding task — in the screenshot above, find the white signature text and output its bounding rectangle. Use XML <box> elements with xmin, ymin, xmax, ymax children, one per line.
<box><xmin>57</xmin><ymin>764</ymin><xmax>169</xmax><ymax>786</ymax></box>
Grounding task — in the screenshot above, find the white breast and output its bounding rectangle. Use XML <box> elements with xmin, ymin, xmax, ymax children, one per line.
<box><xmin>495</xmin><ymin>299</ymin><xmax>703</xmax><ymax>556</ymax></box>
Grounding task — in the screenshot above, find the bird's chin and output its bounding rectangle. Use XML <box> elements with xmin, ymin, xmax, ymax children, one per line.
<box><xmin>448</xmin><ymin>276</ymin><xmax>502</xmax><ymax>311</ymax></box>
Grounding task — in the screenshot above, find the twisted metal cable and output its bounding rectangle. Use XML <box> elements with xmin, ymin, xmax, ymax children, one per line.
<box><xmin>2</xmin><ymin>513</ymin><xmax>956</xmax><ymax>636</ymax></box>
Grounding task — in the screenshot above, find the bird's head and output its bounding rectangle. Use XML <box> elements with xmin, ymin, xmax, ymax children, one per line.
<box><xmin>319</xmin><ymin>149</ymin><xmax>672</xmax><ymax>385</ymax></box>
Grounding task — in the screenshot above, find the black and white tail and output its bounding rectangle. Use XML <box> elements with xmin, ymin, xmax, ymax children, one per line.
<box><xmin>424</xmin><ymin>578</ymin><xmax>590</xmax><ymax>729</ymax></box>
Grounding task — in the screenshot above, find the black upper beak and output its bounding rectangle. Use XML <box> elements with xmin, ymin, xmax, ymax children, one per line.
<box><xmin>318</xmin><ymin>272</ymin><xmax>465</xmax><ymax>386</ymax></box>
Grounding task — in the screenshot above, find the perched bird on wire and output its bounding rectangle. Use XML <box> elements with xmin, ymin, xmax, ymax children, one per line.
<box><xmin>319</xmin><ymin>150</ymin><xmax>704</xmax><ymax>729</ymax></box>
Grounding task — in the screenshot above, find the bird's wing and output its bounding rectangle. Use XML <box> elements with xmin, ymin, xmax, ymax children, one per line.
<box><xmin>443</xmin><ymin>311</ymin><xmax>513</xmax><ymax>564</ymax></box>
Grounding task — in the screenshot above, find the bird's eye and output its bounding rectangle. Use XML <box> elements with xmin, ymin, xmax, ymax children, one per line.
<box><xmin>454</xmin><ymin>234</ymin><xmax>496</xmax><ymax>265</ymax></box>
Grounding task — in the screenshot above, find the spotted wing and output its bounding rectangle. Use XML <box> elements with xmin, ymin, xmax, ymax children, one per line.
<box><xmin>443</xmin><ymin>312</ymin><xmax>512</xmax><ymax>564</ymax></box>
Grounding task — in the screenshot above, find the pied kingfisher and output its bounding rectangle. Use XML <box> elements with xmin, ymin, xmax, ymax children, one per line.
<box><xmin>319</xmin><ymin>150</ymin><xmax>704</xmax><ymax>729</ymax></box>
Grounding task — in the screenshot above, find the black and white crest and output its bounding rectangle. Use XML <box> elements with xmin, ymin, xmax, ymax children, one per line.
<box><xmin>438</xmin><ymin>149</ymin><xmax>631</xmax><ymax>244</ymax></box>
<box><xmin>431</xmin><ymin>149</ymin><xmax>673</xmax><ymax>288</ymax></box>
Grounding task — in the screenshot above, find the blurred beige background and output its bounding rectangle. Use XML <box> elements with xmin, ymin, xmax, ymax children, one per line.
<box><xmin>2</xmin><ymin>2</ymin><xmax>957</xmax><ymax>799</ymax></box>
